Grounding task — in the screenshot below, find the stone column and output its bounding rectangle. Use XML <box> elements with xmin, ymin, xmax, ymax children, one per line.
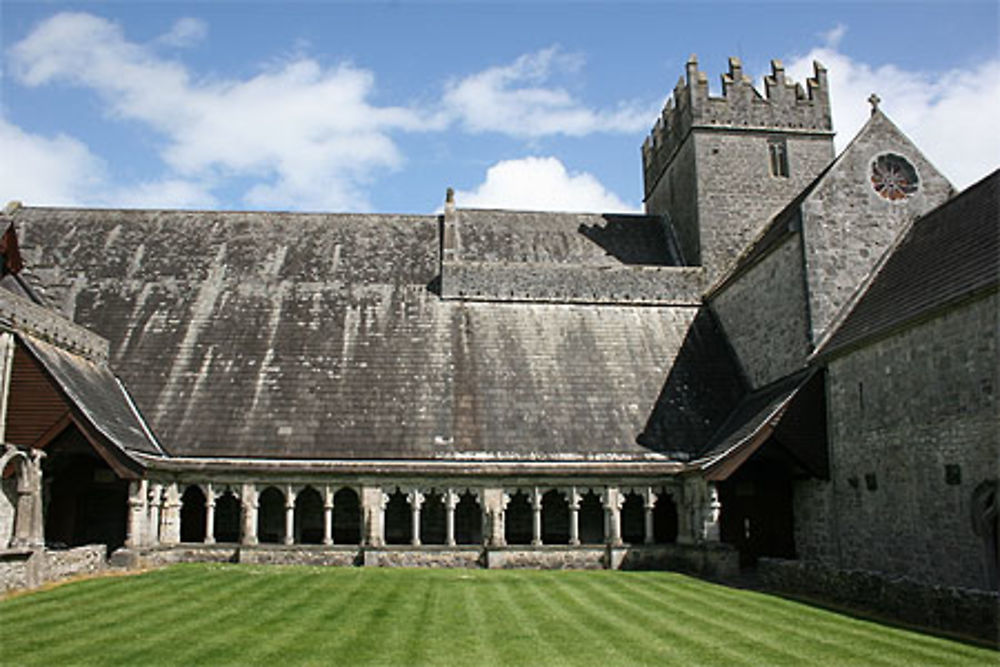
<box><xmin>408</xmin><ymin>489</ymin><xmax>425</xmax><ymax>546</ymax></box>
<box><xmin>241</xmin><ymin>483</ymin><xmax>258</xmax><ymax>546</ymax></box>
<box><xmin>10</xmin><ymin>450</ymin><xmax>46</xmax><ymax>548</ymax></box>
<box><xmin>676</xmin><ymin>482</ymin><xmax>694</xmax><ymax>545</ymax></box>
<box><xmin>204</xmin><ymin>484</ymin><xmax>216</xmax><ymax>544</ymax></box>
<box><xmin>147</xmin><ymin>483</ymin><xmax>162</xmax><ymax>546</ymax></box>
<box><xmin>360</xmin><ymin>486</ymin><xmax>386</xmax><ymax>547</ymax></box>
<box><xmin>284</xmin><ymin>486</ymin><xmax>295</xmax><ymax>545</ymax></box>
<box><xmin>702</xmin><ymin>482</ymin><xmax>721</xmax><ymax>542</ymax></box>
<box><xmin>480</xmin><ymin>487</ymin><xmax>507</xmax><ymax>547</ymax></box>
<box><xmin>530</xmin><ymin>487</ymin><xmax>543</xmax><ymax>546</ymax></box>
<box><xmin>643</xmin><ymin>487</ymin><xmax>658</xmax><ymax>545</ymax></box>
<box><xmin>444</xmin><ymin>489</ymin><xmax>458</xmax><ymax>546</ymax></box>
<box><xmin>568</xmin><ymin>488</ymin><xmax>581</xmax><ymax>546</ymax></box>
<box><xmin>160</xmin><ymin>483</ymin><xmax>181</xmax><ymax>545</ymax></box>
<box><xmin>322</xmin><ymin>485</ymin><xmax>334</xmax><ymax>546</ymax></box>
<box><xmin>125</xmin><ymin>479</ymin><xmax>148</xmax><ymax>548</ymax></box>
<box><xmin>603</xmin><ymin>487</ymin><xmax>624</xmax><ymax>547</ymax></box>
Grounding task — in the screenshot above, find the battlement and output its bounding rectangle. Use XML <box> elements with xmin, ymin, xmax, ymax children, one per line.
<box><xmin>642</xmin><ymin>56</ymin><xmax>832</xmax><ymax>198</ymax></box>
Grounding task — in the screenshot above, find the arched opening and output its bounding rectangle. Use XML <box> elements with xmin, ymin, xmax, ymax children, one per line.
<box><xmin>257</xmin><ymin>486</ymin><xmax>285</xmax><ymax>544</ymax></box>
<box><xmin>42</xmin><ymin>426</ymin><xmax>128</xmax><ymax>550</ymax></box>
<box><xmin>621</xmin><ymin>492</ymin><xmax>644</xmax><ymax>544</ymax></box>
<box><xmin>214</xmin><ymin>490</ymin><xmax>241</xmax><ymax>543</ymax></box>
<box><xmin>579</xmin><ymin>490</ymin><xmax>604</xmax><ymax>544</ymax></box>
<box><xmin>384</xmin><ymin>488</ymin><xmax>411</xmax><ymax>545</ymax></box>
<box><xmin>333</xmin><ymin>487</ymin><xmax>361</xmax><ymax>544</ymax></box>
<box><xmin>420</xmin><ymin>490</ymin><xmax>446</xmax><ymax>545</ymax></box>
<box><xmin>504</xmin><ymin>490</ymin><xmax>532</xmax><ymax>545</ymax></box>
<box><xmin>180</xmin><ymin>485</ymin><xmax>207</xmax><ymax>543</ymax></box>
<box><xmin>454</xmin><ymin>491</ymin><xmax>482</xmax><ymax>545</ymax></box>
<box><xmin>653</xmin><ymin>492</ymin><xmax>678</xmax><ymax>544</ymax></box>
<box><xmin>541</xmin><ymin>489</ymin><xmax>569</xmax><ymax>545</ymax></box>
<box><xmin>294</xmin><ymin>486</ymin><xmax>324</xmax><ymax>545</ymax></box>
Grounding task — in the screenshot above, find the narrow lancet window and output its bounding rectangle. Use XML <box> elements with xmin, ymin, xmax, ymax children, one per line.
<box><xmin>768</xmin><ymin>138</ymin><xmax>789</xmax><ymax>177</ymax></box>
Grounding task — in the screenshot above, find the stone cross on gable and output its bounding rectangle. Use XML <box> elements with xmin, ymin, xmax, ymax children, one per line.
<box><xmin>868</xmin><ymin>93</ymin><xmax>881</xmax><ymax>115</ymax></box>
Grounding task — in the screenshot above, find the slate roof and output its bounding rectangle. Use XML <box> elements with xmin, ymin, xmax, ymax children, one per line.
<box><xmin>11</xmin><ymin>206</ymin><xmax>740</xmax><ymax>461</ymax></box>
<box><xmin>819</xmin><ymin>169</ymin><xmax>999</xmax><ymax>357</ymax></box>
<box><xmin>18</xmin><ymin>333</ymin><xmax>163</xmax><ymax>458</ymax></box>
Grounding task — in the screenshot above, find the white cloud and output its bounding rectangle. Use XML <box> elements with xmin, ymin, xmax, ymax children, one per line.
<box><xmin>9</xmin><ymin>12</ymin><xmax>432</xmax><ymax>211</ymax></box>
<box><xmin>443</xmin><ymin>47</ymin><xmax>652</xmax><ymax>137</ymax></box>
<box><xmin>455</xmin><ymin>157</ymin><xmax>638</xmax><ymax>213</ymax></box>
<box><xmin>0</xmin><ymin>117</ymin><xmax>106</xmax><ymax>206</ymax></box>
<box><xmin>784</xmin><ymin>39</ymin><xmax>1000</xmax><ymax>189</ymax></box>
<box><xmin>156</xmin><ymin>17</ymin><xmax>207</xmax><ymax>48</ymax></box>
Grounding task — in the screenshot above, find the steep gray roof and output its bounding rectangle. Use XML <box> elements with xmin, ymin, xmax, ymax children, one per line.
<box><xmin>12</xmin><ymin>207</ymin><xmax>739</xmax><ymax>461</ymax></box>
<box><xmin>819</xmin><ymin>170</ymin><xmax>999</xmax><ymax>357</ymax></box>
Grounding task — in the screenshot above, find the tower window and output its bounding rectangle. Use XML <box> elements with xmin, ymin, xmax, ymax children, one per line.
<box><xmin>768</xmin><ymin>138</ymin><xmax>789</xmax><ymax>177</ymax></box>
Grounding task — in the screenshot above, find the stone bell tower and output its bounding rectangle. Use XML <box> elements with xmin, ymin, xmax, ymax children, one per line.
<box><xmin>642</xmin><ymin>56</ymin><xmax>835</xmax><ymax>282</ymax></box>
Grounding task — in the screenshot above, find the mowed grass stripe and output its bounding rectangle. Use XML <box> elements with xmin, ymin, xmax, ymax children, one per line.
<box><xmin>2</xmin><ymin>564</ymin><xmax>996</xmax><ymax>666</ymax></box>
<box><xmin>599</xmin><ymin>573</ymin><xmax>819</xmax><ymax>665</ymax></box>
<box><xmin>544</xmin><ymin>570</ymin><xmax>710</xmax><ymax>665</ymax></box>
<box><xmin>642</xmin><ymin>574</ymin><xmax>979</xmax><ymax>666</ymax></box>
<box><xmin>29</xmin><ymin>566</ymin><xmax>258</xmax><ymax>666</ymax></box>
<box><xmin>570</xmin><ymin>571</ymin><xmax>772</xmax><ymax>665</ymax></box>
<box><xmin>144</xmin><ymin>568</ymin><xmax>312</xmax><ymax>665</ymax></box>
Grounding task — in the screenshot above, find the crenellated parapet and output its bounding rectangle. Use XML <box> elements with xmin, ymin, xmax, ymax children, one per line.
<box><xmin>642</xmin><ymin>56</ymin><xmax>832</xmax><ymax>198</ymax></box>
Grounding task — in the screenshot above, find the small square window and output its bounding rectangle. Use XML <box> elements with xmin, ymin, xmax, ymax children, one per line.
<box><xmin>945</xmin><ymin>464</ymin><xmax>962</xmax><ymax>486</ymax></box>
<box><xmin>865</xmin><ymin>473</ymin><xmax>878</xmax><ymax>491</ymax></box>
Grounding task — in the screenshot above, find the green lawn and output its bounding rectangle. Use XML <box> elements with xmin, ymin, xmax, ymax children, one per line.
<box><xmin>0</xmin><ymin>564</ymin><xmax>993</xmax><ymax>666</ymax></box>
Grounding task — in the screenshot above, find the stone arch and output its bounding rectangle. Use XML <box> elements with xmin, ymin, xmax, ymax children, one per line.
<box><xmin>294</xmin><ymin>486</ymin><xmax>324</xmax><ymax>544</ymax></box>
<box><xmin>214</xmin><ymin>489</ymin><xmax>241</xmax><ymax>543</ymax></box>
<box><xmin>971</xmin><ymin>479</ymin><xmax>998</xmax><ymax>590</ymax></box>
<box><xmin>579</xmin><ymin>490</ymin><xmax>604</xmax><ymax>544</ymax></box>
<box><xmin>504</xmin><ymin>490</ymin><xmax>532</xmax><ymax>545</ymax></box>
<box><xmin>333</xmin><ymin>487</ymin><xmax>361</xmax><ymax>545</ymax></box>
<box><xmin>180</xmin><ymin>485</ymin><xmax>207</xmax><ymax>543</ymax></box>
<box><xmin>257</xmin><ymin>486</ymin><xmax>285</xmax><ymax>544</ymax></box>
<box><xmin>653</xmin><ymin>491</ymin><xmax>678</xmax><ymax>544</ymax></box>
<box><xmin>454</xmin><ymin>490</ymin><xmax>482</xmax><ymax>545</ymax></box>
<box><xmin>421</xmin><ymin>489</ymin><xmax>446</xmax><ymax>545</ymax></box>
<box><xmin>542</xmin><ymin>489</ymin><xmax>569</xmax><ymax>545</ymax></box>
<box><xmin>384</xmin><ymin>488</ymin><xmax>411</xmax><ymax>545</ymax></box>
<box><xmin>621</xmin><ymin>491</ymin><xmax>644</xmax><ymax>544</ymax></box>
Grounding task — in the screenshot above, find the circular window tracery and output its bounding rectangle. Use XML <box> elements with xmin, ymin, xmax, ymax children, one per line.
<box><xmin>870</xmin><ymin>153</ymin><xmax>919</xmax><ymax>201</ymax></box>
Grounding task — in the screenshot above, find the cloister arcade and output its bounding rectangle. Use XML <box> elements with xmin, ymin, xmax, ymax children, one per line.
<box><xmin>125</xmin><ymin>481</ymin><xmax>682</xmax><ymax>550</ymax></box>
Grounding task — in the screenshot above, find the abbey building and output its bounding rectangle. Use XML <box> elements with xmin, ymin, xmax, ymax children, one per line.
<box><xmin>1</xmin><ymin>56</ymin><xmax>996</xmax><ymax>633</ymax></box>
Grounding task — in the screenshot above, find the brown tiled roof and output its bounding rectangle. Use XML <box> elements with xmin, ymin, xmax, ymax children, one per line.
<box><xmin>12</xmin><ymin>207</ymin><xmax>739</xmax><ymax>461</ymax></box>
<box><xmin>818</xmin><ymin>170</ymin><xmax>999</xmax><ymax>357</ymax></box>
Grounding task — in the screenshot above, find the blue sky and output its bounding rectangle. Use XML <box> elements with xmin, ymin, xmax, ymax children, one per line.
<box><xmin>2</xmin><ymin>1</ymin><xmax>998</xmax><ymax>214</ymax></box>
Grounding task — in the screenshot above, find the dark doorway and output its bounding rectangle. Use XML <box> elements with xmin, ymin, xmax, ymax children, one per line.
<box><xmin>384</xmin><ymin>489</ymin><xmax>411</xmax><ymax>545</ymax></box>
<box><xmin>454</xmin><ymin>491</ymin><xmax>482</xmax><ymax>545</ymax></box>
<box><xmin>257</xmin><ymin>486</ymin><xmax>285</xmax><ymax>544</ymax></box>
<box><xmin>579</xmin><ymin>490</ymin><xmax>604</xmax><ymax>544</ymax></box>
<box><xmin>653</xmin><ymin>492</ymin><xmax>678</xmax><ymax>544</ymax></box>
<box><xmin>621</xmin><ymin>492</ymin><xmax>644</xmax><ymax>544</ymax></box>
<box><xmin>720</xmin><ymin>459</ymin><xmax>796</xmax><ymax>566</ymax></box>
<box><xmin>421</xmin><ymin>491</ymin><xmax>446</xmax><ymax>545</ymax></box>
<box><xmin>541</xmin><ymin>490</ymin><xmax>569</xmax><ymax>545</ymax></box>
<box><xmin>180</xmin><ymin>485</ymin><xmax>207</xmax><ymax>543</ymax></box>
<box><xmin>504</xmin><ymin>491</ymin><xmax>532</xmax><ymax>545</ymax></box>
<box><xmin>294</xmin><ymin>486</ymin><xmax>324</xmax><ymax>544</ymax></box>
<box><xmin>43</xmin><ymin>427</ymin><xmax>128</xmax><ymax>551</ymax></box>
<box><xmin>214</xmin><ymin>490</ymin><xmax>241</xmax><ymax>543</ymax></box>
<box><xmin>333</xmin><ymin>488</ymin><xmax>361</xmax><ymax>544</ymax></box>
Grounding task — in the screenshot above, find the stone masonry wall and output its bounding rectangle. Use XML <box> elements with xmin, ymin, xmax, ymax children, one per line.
<box><xmin>758</xmin><ymin>558</ymin><xmax>999</xmax><ymax>644</ymax></box>
<box><xmin>693</xmin><ymin>131</ymin><xmax>834</xmax><ymax>284</ymax></box>
<box><xmin>824</xmin><ymin>293</ymin><xmax>998</xmax><ymax>590</ymax></box>
<box><xmin>801</xmin><ymin>113</ymin><xmax>954</xmax><ymax>342</ymax></box>
<box><xmin>710</xmin><ymin>235</ymin><xmax>810</xmax><ymax>388</ymax></box>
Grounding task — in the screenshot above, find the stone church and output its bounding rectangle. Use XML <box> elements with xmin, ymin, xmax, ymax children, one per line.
<box><xmin>0</xmin><ymin>56</ymin><xmax>996</xmax><ymax>632</ymax></box>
